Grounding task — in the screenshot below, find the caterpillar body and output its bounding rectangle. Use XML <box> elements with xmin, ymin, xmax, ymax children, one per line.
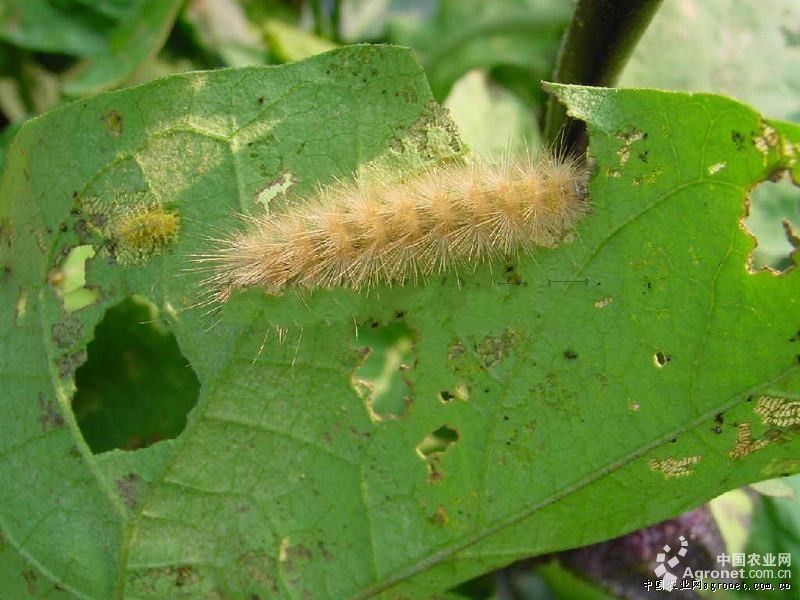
<box><xmin>200</xmin><ymin>153</ymin><xmax>589</xmax><ymax>304</ymax></box>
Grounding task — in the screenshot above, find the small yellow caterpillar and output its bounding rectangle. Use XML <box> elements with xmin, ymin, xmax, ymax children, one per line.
<box><xmin>199</xmin><ymin>153</ymin><xmax>589</xmax><ymax>304</ymax></box>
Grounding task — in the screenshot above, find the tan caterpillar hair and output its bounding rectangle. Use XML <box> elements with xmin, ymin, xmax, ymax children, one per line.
<box><xmin>196</xmin><ymin>152</ymin><xmax>589</xmax><ymax>304</ymax></box>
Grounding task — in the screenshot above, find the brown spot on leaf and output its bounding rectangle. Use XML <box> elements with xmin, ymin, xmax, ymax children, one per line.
<box><xmin>615</xmin><ymin>125</ymin><xmax>646</xmax><ymax>168</ymax></box>
<box><xmin>130</xmin><ymin>564</ymin><xmax>202</xmax><ymax>594</ymax></box>
<box><xmin>731</xmin><ymin>130</ymin><xmax>746</xmax><ymax>150</ymax></box>
<box><xmin>173</xmin><ymin>565</ymin><xmax>197</xmax><ymax>588</ymax></box>
<box><xmin>730</xmin><ymin>423</ymin><xmax>772</xmax><ymax>459</ymax></box>
<box><xmin>56</xmin><ymin>348</ymin><xmax>87</xmax><ymax>378</ymax></box>
<box><xmin>115</xmin><ymin>473</ymin><xmax>141</xmax><ymax>509</ymax></box>
<box><xmin>37</xmin><ymin>393</ymin><xmax>65</xmax><ymax>431</ymax></box>
<box><xmin>428</xmin><ymin>505</ymin><xmax>448</xmax><ymax>526</ymax></box>
<box><xmin>476</xmin><ymin>329</ymin><xmax>519</xmax><ymax>367</ymax></box>
<box><xmin>447</xmin><ymin>340</ymin><xmax>465</xmax><ymax>361</ymax></box>
<box><xmin>51</xmin><ymin>318</ymin><xmax>83</xmax><ymax>349</ymax></box>
<box><xmin>752</xmin><ymin>121</ymin><xmax>780</xmax><ymax>157</ymax></box>
<box><xmin>594</xmin><ymin>297</ymin><xmax>613</xmax><ymax>308</ymax></box>
<box><xmin>316</xmin><ymin>541</ymin><xmax>334</xmax><ymax>562</ymax></box>
<box><xmin>237</xmin><ymin>550</ymin><xmax>279</xmax><ymax>594</ymax></box>
<box><xmin>530</xmin><ymin>372</ymin><xmax>578</xmax><ymax>416</ymax></box>
<box><xmin>649</xmin><ymin>455</ymin><xmax>701</xmax><ymax>479</ymax></box>
<box><xmin>102</xmin><ymin>110</ymin><xmax>124</xmax><ymax>137</ymax></box>
<box><xmin>281</xmin><ymin>544</ymin><xmax>312</xmax><ymax>574</ymax></box>
<box><xmin>22</xmin><ymin>570</ymin><xmax>37</xmax><ymax>595</ymax></box>
<box><xmin>754</xmin><ymin>396</ymin><xmax>800</xmax><ymax>427</ymax></box>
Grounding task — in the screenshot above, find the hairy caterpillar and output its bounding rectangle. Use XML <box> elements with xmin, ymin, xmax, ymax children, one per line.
<box><xmin>112</xmin><ymin>204</ymin><xmax>180</xmax><ymax>264</ymax></box>
<box><xmin>198</xmin><ymin>153</ymin><xmax>589</xmax><ymax>304</ymax></box>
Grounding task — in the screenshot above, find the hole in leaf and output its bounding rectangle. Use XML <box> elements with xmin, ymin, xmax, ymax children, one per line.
<box><xmin>742</xmin><ymin>173</ymin><xmax>800</xmax><ymax>272</ymax></box>
<box><xmin>438</xmin><ymin>383</ymin><xmax>469</xmax><ymax>403</ymax></box>
<box><xmin>417</xmin><ymin>425</ymin><xmax>460</xmax><ymax>457</ymax></box>
<box><xmin>72</xmin><ymin>295</ymin><xmax>200</xmax><ymax>453</ymax></box>
<box><xmin>48</xmin><ymin>245</ymin><xmax>100</xmax><ymax>312</ymax></box>
<box><xmin>102</xmin><ymin>110</ymin><xmax>124</xmax><ymax>137</ymax></box>
<box><xmin>654</xmin><ymin>351</ymin><xmax>671</xmax><ymax>368</ymax></box>
<box><xmin>427</xmin><ymin>505</ymin><xmax>448</xmax><ymax>527</ymax></box>
<box><xmin>352</xmin><ymin>321</ymin><xmax>415</xmax><ymax>420</ymax></box>
<box><xmin>15</xmin><ymin>288</ymin><xmax>27</xmax><ymax>323</ymax></box>
<box><xmin>416</xmin><ymin>425</ymin><xmax>460</xmax><ymax>484</ymax></box>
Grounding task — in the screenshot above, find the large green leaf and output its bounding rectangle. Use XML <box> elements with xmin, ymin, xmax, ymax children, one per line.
<box><xmin>1</xmin><ymin>45</ymin><xmax>799</xmax><ymax>598</ymax></box>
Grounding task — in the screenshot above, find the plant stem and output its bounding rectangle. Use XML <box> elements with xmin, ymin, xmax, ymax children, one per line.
<box><xmin>311</xmin><ymin>0</ymin><xmax>324</xmax><ymax>37</ymax></box>
<box><xmin>331</xmin><ymin>0</ymin><xmax>342</xmax><ymax>43</ymax></box>
<box><xmin>543</xmin><ymin>0</ymin><xmax>664</xmax><ymax>153</ymax></box>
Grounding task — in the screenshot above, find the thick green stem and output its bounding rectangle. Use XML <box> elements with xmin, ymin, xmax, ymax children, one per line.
<box><xmin>543</xmin><ymin>0</ymin><xmax>664</xmax><ymax>152</ymax></box>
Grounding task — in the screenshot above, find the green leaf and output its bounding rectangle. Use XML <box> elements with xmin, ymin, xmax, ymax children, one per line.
<box><xmin>443</xmin><ymin>70</ymin><xmax>540</xmax><ymax>156</ymax></box>
<box><xmin>263</xmin><ymin>18</ymin><xmax>338</xmax><ymax>63</ymax></box>
<box><xmin>179</xmin><ymin>0</ymin><xmax>266</xmax><ymax>69</ymax></box>
<box><xmin>537</xmin><ymin>559</ymin><xmax>618</xmax><ymax>599</ymax></box>
<box><xmin>0</xmin><ymin>0</ymin><xmax>182</xmax><ymax>97</ymax></box>
<box><xmin>0</xmin><ymin>0</ymin><xmax>117</xmax><ymax>56</ymax></box>
<box><xmin>94</xmin><ymin>441</ymin><xmax>177</xmax><ymax>514</ymax></box>
<box><xmin>619</xmin><ymin>0</ymin><xmax>800</xmax><ymax>122</ymax></box>
<box><xmin>1</xmin><ymin>45</ymin><xmax>800</xmax><ymax>598</ymax></box>
<box><xmin>391</xmin><ymin>0</ymin><xmax>572</xmax><ymax>102</ymax></box>
<box><xmin>744</xmin><ymin>474</ymin><xmax>800</xmax><ymax>588</ymax></box>
<box><xmin>0</xmin><ymin>537</ymin><xmax>73</xmax><ymax>598</ymax></box>
<box><xmin>63</xmin><ymin>0</ymin><xmax>183</xmax><ymax>96</ymax></box>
